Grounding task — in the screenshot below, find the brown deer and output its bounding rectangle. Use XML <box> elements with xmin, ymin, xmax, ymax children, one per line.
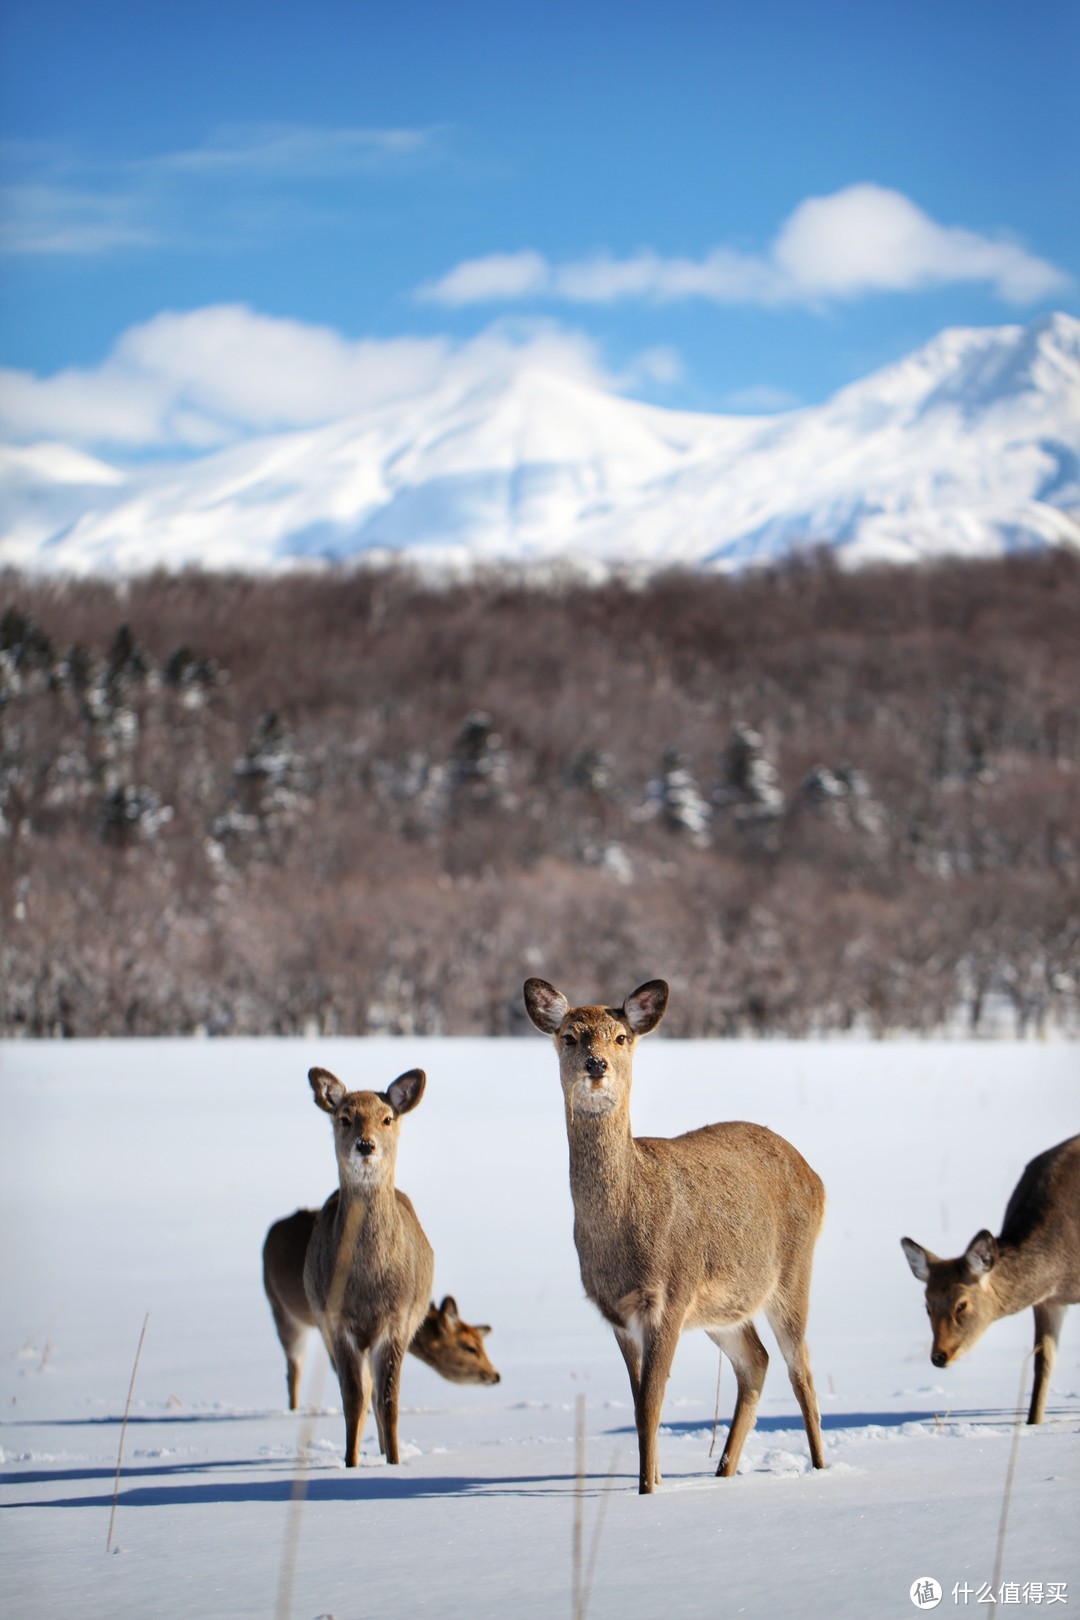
<box><xmin>263</xmin><ymin>1206</ymin><xmax>500</xmax><ymax>1406</ymax></box>
<box><xmin>524</xmin><ymin>977</ymin><xmax>826</xmax><ymax>1494</ymax></box>
<box><xmin>901</xmin><ymin>1134</ymin><xmax>1080</xmax><ymax>1424</ymax></box>
<box><xmin>303</xmin><ymin>1065</ymin><xmax>434</xmax><ymax>1466</ymax></box>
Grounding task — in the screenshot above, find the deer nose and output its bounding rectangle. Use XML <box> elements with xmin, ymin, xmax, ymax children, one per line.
<box><xmin>585</xmin><ymin>1055</ymin><xmax>607</xmax><ymax>1078</ymax></box>
<box><xmin>931</xmin><ymin>1350</ymin><xmax>948</xmax><ymax>1368</ymax></box>
<box><xmin>356</xmin><ymin>1139</ymin><xmax>376</xmax><ymax>1157</ymax></box>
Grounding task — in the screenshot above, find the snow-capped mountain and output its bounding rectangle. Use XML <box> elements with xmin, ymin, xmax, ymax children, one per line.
<box><xmin>2</xmin><ymin>313</ymin><xmax>1078</xmax><ymax>575</ymax></box>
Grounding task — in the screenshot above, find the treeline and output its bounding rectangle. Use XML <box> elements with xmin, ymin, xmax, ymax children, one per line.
<box><xmin>2</xmin><ymin>549</ymin><xmax>1078</xmax><ymax>1037</ymax></box>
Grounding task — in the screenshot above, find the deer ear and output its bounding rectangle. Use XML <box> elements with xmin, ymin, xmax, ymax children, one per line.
<box><xmin>439</xmin><ymin>1295</ymin><xmax>460</xmax><ymax>1324</ymax></box>
<box><xmin>900</xmin><ymin>1237</ymin><xmax>932</xmax><ymax>1281</ymax></box>
<box><xmin>309</xmin><ymin>1067</ymin><xmax>347</xmax><ymax>1113</ymax></box>
<box><xmin>386</xmin><ymin>1068</ymin><xmax>426</xmax><ymax>1115</ymax></box>
<box><xmin>476</xmin><ymin>1324</ymin><xmax>492</xmax><ymax>1337</ymax></box>
<box><xmin>524</xmin><ymin>978</ymin><xmax>569</xmax><ymax>1034</ymax></box>
<box><xmin>964</xmin><ymin>1230</ymin><xmax>998</xmax><ymax>1277</ymax></box>
<box><xmin>623</xmin><ymin>980</ymin><xmax>668</xmax><ymax>1035</ymax></box>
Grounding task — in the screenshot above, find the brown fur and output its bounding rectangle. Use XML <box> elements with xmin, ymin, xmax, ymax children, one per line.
<box><xmin>902</xmin><ymin>1134</ymin><xmax>1080</xmax><ymax>1423</ymax></box>
<box><xmin>408</xmin><ymin>1295</ymin><xmax>500</xmax><ymax>1385</ymax></box>
<box><xmin>524</xmin><ymin>977</ymin><xmax>826</xmax><ymax>1494</ymax></box>
<box><xmin>302</xmin><ymin>1066</ymin><xmax>434</xmax><ymax>1466</ymax></box>
<box><xmin>263</xmin><ymin>1208</ymin><xmax>499</xmax><ymax>1405</ymax></box>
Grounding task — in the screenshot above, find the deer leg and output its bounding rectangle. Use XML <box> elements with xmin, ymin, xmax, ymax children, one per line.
<box><xmin>373</xmin><ymin>1339</ymin><xmax>406</xmax><ymax>1464</ymax></box>
<box><xmin>373</xmin><ymin>1390</ymin><xmax>387</xmax><ymax>1460</ymax></box>
<box><xmin>613</xmin><ymin>1327</ymin><xmax>662</xmax><ymax>1485</ymax></box>
<box><xmin>613</xmin><ymin>1326</ymin><xmax>642</xmax><ymax>1403</ymax></box>
<box><xmin>315</xmin><ymin>1320</ymin><xmax>339</xmax><ymax>1376</ymax></box>
<box><xmin>635</xmin><ymin>1316</ymin><xmax>682</xmax><ymax>1495</ymax></box>
<box><xmin>339</xmin><ymin>1345</ymin><xmax>373</xmax><ymax>1468</ymax></box>
<box><xmin>707</xmin><ymin>1322</ymin><xmax>769</xmax><ymax>1479</ymax></box>
<box><xmin>269</xmin><ymin>1302</ymin><xmax>309</xmax><ymax>1412</ymax></box>
<box><xmin>286</xmin><ymin>1351</ymin><xmax>304</xmax><ymax>1412</ymax></box>
<box><xmin>765</xmin><ymin>1301</ymin><xmax>825</xmax><ymax>1470</ymax></box>
<box><xmin>1029</xmin><ymin>1301</ymin><xmax>1066</xmax><ymax>1424</ymax></box>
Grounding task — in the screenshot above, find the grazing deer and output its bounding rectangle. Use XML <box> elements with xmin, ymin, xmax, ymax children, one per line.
<box><xmin>409</xmin><ymin>1295</ymin><xmax>500</xmax><ymax>1386</ymax></box>
<box><xmin>303</xmin><ymin>1066</ymin><xmax>434</xmax><ymax>1466</ymax></box>
<box><xmin>263</xmin><ymin>1207</ymin><xmax>499</xmax><ymax>1407</ymax></box>
<box><xmin>524</xmin><ymin>977</ymin><xmax>826</xmax><ymax>1494</ymax></box>
<box><xmin>901</xmin><ymin>1134</ymin><xmax>1080</xmax><ymax>1424</ymax></box>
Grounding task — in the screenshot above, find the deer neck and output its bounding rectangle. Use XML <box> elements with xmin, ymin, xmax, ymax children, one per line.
<box><xmin>565</xmin><ymin>1101</ymin><xmax>638</xmax><ymax>1221</ymax></box>
<box><xmin>988</xmin><ymin>1236</ymin><xmax>1054</xmax><ymax>1317</ymax></box>
<box><xmin>334</xmin><ymin>1176</ymin><xmax>399</xmax><ymax>1248</ymax></box>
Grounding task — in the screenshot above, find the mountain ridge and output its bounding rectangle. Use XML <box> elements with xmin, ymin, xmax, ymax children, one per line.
<box><xmin>2</xmin><ymin>312</ymin><xmax>1078</xmax><ymax>575</ymax></box>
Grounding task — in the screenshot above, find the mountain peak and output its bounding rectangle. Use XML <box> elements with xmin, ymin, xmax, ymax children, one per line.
<box><xmin>2</xmin><ymin>313</ymin><xmax>1078</xmax><ymax>576</ymax></box>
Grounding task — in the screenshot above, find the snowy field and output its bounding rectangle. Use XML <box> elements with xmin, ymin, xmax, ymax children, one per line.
<box><xmin>2</xmin><ymin>1035</ymin><xmax>1078</xmax><ymax>1620</ymax></box>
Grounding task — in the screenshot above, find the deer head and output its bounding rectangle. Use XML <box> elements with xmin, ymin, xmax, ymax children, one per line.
<box><xmin>901</xmin><ymin>1231</ymin><xmax>1000</xmax><ymax>1368</ymax></box>
<box><xmin>309</xmin><ymin>1066</ymin><xmax>426</xmax><ymax>1192</ymax></box>
<box><xmin>523</xmin><ymin>979</ymin><xmax>668</xmax><ymax>1120</ymax></box>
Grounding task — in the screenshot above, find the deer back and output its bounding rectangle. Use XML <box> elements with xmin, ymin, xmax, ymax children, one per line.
<box><xmin>999</xmin><ymin>1135</ymin><xmax>1080</xmax><ymax>1297</ymax></box>
<box><xmin>263</xmin><ymin>1208</ymin><xmax>318</xmax><ymax>1328</ymax></box>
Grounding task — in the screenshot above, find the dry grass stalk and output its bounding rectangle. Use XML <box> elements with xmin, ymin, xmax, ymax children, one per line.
<box><xmin>274</xmin><ymin>1356</ymin><xmax>329</xmax><ymax>1620</ymax></box>
<box><xmin>571</xmin><ymin>1394</ymin><xmax>620</xmax><ymax>1620</ymax></box>
<box><xmin>991</xmin><ymin>1351</ymin><xmax>1034</xmax><ymax>1597</ymax></box>
<box><xmin>106</xmin><ymin>1311</ymin><xmax>149</xmax><ymax>1553</ymax></box>
<box><xmin>708</xmin><ymin>1353</ymin><xmax>722</xmax><ymax>1458</ymax></box>
<box><xmin>580</xmin><ymin>1442</ymin><xmax>621</xmax><ymax>1620</ymax></box>
<box><xmin>572</xmin><ymin>1394</ymin><xmax>586</xmax><ymax>1620</ymax></box>
<box><xmin>274</xmin><ymin>1203</ymin><xmax>363</xmax><ymax>1620</ymax></box>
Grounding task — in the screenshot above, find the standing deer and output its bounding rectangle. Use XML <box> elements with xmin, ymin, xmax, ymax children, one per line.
<box><xmin>901</xmin><ymin>1134</ymin><xmax>1080</xmax><ymax>1424</ymax></box>
<box><xmin>263</xmin><ymin>1206</ymin><xmax>500</xmax><ymax>1407</ymax></box>
<box><xmin>524</xmin><ymin>977</ymin><xmax>826</xmax><ymax>1494</ymax></box>
<box><xmin>303</xmin><ymin>1065</ymin><xmax>434</xmax><ymax>1466</ymax></box>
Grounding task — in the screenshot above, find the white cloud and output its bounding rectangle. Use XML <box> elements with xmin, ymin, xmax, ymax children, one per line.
<box><xmin>553</xmin><ymin>247</ymin><xmax>788</xmax><ymax>305</ymax></box>
<box><xmin>417</xmin><ymin>250</ymin><xmax>550</xmax><ymax>306</ymax></box>
<box><xmin>772</xmin><ymin>185</ymin><xmax>1066</xmax><ymax>303</ymax></box>
<box><xmin>147</xmin><ymin>123</ymin><xmax>438</xmax><ymax>179</ymax></box>
<box><xmin>620</xmin><ymin>345</ymin><xmax>685</xmax><ymax>389</ymax></box>
<box><xmin>0</xmin><ymin>182</ymin><xmax>164</xmax><ymax>257</ymax></box>
<box><xmin>0</xmin><ymin>125</ymin><xmax>442</xmax><ymax>259</ymax></box>
<box><xmin>418</xmin><ymin>185</ymin><xmax>1070</xmax><ymax>310</ymax></box>
<box><xmin>0</xmin><ymin>306</ymin><xmax>611</xmax><ymax>450</ymax></box>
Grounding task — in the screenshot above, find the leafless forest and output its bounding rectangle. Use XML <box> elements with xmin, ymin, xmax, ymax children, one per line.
<box><xmin>2</xmin><ymin>550</ymin><xmax>1078</xmax><ymax>1037</ymax></box>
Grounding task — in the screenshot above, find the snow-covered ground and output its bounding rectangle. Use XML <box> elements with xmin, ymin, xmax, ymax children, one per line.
<box><xmin>2</xmin><ymin>1036</ymin><xmax>1078</xmax><ymax>1620</ymax></box>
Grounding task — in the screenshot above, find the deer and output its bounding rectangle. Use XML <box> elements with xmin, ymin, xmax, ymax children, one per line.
<box><xmin>263</xmin><ymin>1206</ymin><xmax>500</xmax><ymax>1407</ymax></box>
<box><xmin>524</xmin><ymin>977</ymin><xmax>826</xmax><ymax>1495</ymax></box>
<box><xmin>901</xmin><ymin>1133</ymin><xmax>1080</xmax><ymax>1424</ymax></box>
<box><xmin>302</xmin><ymin>1065</ymin><xmax>434</xmax><ymax>1466</ymax></box>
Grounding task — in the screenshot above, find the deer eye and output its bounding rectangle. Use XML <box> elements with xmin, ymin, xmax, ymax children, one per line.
<box><xmin>615</xmin><ymin>1034</ymin><xmax>626</xmax><ymax>1045</ymax></box>
<box><xmin>464</xmin><ymin>1344</ymin><xmax>479</xmax><ymax>1356</ymax></box>
<box><xmin>383</xmin><ymin>1115</ymin><xmax>393</xmax><ymax>1126</ymax></box>
<box><xmin>563</xmin><ymin>1034</ymin><xmax>577</xmax><ymax>1046</ymax></box>
<box><xmin>956</xmin><ymin>1301</ymin><xmax>969</xmax><ymax>1318</ymax></box>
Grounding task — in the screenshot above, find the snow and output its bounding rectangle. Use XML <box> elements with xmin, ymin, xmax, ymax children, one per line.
<box><xmin>2</xmin><ymin>312</ymin><xmax>1078</xmax><ymax>576</ymax></box>
<box><xmin>2</xmin><ymin>1035</ymin><xmax>1078</xmax><ymax>1619</ymax></box>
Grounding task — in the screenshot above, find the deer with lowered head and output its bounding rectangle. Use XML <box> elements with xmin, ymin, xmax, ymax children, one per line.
<box><xmin>263</xmin><ymin>1206</ymin><xmax>500</xmax><ymax>1408</ymax></box>
<box><xmin>524</xmin><ymin>977</ymin><xmax>826</xmax><ymax>1494</ymax></box>
<box><xmin>901</xmin><ymin>1133</ymin><xmax>1080</xmax><ymax>1424</ymax></box>
<box><xmin>303</xmin><ymin>1065</ymin><xmax>434</xmax><ymax>1466</ymax></box>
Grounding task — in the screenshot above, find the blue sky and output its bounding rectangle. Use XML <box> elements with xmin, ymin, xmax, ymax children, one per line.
<box><xmin>1</xmin><ymin>0</ymin><xmax>1077</xmax><ymax>448</ymax></box>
